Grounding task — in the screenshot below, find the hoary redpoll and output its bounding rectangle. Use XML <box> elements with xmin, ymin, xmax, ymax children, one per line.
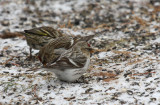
<box><xmin>21</xmin><ymin>26</ymin><xmax>65</xmax><ymax>57</ymax></box>
<box><xmin>38</xmin><ymin>33</ymin><xmax>97</xmax><ymax>65</ymax></box>
<box><xmin>41</xmin><ymin>41</ymin><xmax>93</xmax><ymax>82</ymax></box>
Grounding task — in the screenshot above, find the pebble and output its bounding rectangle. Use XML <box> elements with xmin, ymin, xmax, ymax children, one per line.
<box><xmin>1</xmin><ymin>20</ymin><xmax>10</xmax><ymax>26</ymax></box>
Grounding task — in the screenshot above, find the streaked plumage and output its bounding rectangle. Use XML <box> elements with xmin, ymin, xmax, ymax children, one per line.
<box><xmin>38</xmin><ymin>33</ymin><xmax>97</xmax><ymax>65</ymax></box>
<box><xmin>38</xmin><ymin>36</ymin><xmax>74</xmax><ymax>65</ymax></box>
<box><xmin>42</xmin><ymin>41</ymin><xmax>92</xmax><ymax>82</ymax></box>
<box><xmin>21</xmin><ymin>26</ymin><xmax>65</xmax><ymax>57</ymax></box>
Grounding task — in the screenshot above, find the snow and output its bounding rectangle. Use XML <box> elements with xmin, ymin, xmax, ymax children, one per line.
<box><xmin>0</xmin><ymin>0</ymin><xmax>160</xmax><ymax>105</ymax></box>
<box><xmin>152</xmin><ymin>37</ymin><xmax>160</xmax><ymax>43</ymax></box>
<box><xmin>98</xmin><ymin>52</ymin><xmax>107</xmax><ymax>59</ymax></box>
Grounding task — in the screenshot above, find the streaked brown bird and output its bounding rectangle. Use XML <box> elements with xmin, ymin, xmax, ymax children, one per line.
<box><xmin>40</xmin><ymin>41</ymin><xmax>93</xmax><ymax>82</ymax></box>
<box><xmin>21</xmin><ymin>26</ymin><xmax>65</xmax><ymax>57</ymax></box>
<box><xmin>38</xmin><ymin>33</ymin><xmax>97</xmax><ymax>65</ymax></box>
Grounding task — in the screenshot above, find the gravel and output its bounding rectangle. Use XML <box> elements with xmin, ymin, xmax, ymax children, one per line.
<box><xmin>0</xmin><ymin>0</ymin><xmax>160</xmax><ymax>104</ymax></box>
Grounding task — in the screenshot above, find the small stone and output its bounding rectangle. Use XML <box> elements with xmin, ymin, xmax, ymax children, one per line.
<box><xmin>85</xmin><ymin>88</ymin><xmax>93</xmax><ymax>93</ymax></box>
<box><xmin>3</xmin><ymin>71</ymin><xmax>9</xmax><ymax>73</ymax></box>
<box><xmin>25</xmin><ymin>92</ymin><xmax>32</xmax><ymax>95</ymax></box>
<box><xmin>5</xmin><ymin>63</ymin><xmax>12</xmax><ymax>68</ymax></box>
<box><xmin>74</xmin><ymin>19</ymin><xmax>80</xmax><ymax>25</ymax></box>
<box><xmin>1</xmin><ymin>20</ymin><xmax>10</xmax><ymax>26</ymax></box>
<box><xmin>127</xmin><ymin>90</ymin><xmax>133</xmax><ymax>95</ymax></box>
<box><xmin>0</xmin><ymin>52</ymin><xmax>3</xmax><ymax>57</ymax></box>
<box><xmin>16</xmin><ymin>102</ymin><xmax>20</xmax><ymax>105</ymax></box>
<box><xmin>20</xmin><ymin>17</ymin><xmax>27</xmax><ymax>21</ymax></box>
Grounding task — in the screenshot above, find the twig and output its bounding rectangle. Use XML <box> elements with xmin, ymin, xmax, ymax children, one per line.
<box><xmin>131</xmin><ymin>72</ymin><xmax>156</xmax><ymax>76</ymax></box>
<box><xmin>2</xmin><ymin>56</ymin><xmax>15</xmax><ymax>65</ymax></box>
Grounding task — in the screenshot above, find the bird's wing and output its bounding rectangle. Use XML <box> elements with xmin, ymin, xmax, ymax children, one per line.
<box><xmin>47</xmin><ymin>36</ymin><xmax>73</xmax><ymax>52</ymax></box>
<box><xmin>39</xmin><ymin>27</ymin><xmax>64</xmax><ymax>38</ymax></box>
<box><xmin>48</xmin><ymin>50</ymin><xmax>87</xmax><ymax>69</ymax></box>
<box><xmin>24</xmin><ymin>27</ymin><xmax>48</xmax><ymax>36</ymax></box>
<box><xmin>39</xmin><ymin>36</ymin><xmax>74</xmax><ymax>65</ymax></box>
<box><xmin>24</xmin><ymin>27</ymin><xmax>64</xmax><ymax>38</ymax></box>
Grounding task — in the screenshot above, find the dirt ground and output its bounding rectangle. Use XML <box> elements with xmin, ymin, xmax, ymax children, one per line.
<box><xmin>0</xmin><ymin>0</ymin><xmax>160</xmax><ymax>104</ymax></box>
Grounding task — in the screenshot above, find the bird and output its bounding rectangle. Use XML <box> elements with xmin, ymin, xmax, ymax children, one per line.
<box><xmin>40</xmin><ymin>41</ymin><xmax>93</xmax><ymax>82</ymax></box>
<box><xmin>21</xmin><ymin>26</ymin><xmax>65</xmax><ymax>58</ymax></box>
<box><xmin>38</xmin><ymin>32</ymin><xmax>98</xmax><ymax>65</ymax></box>
<box><xmin>22</xmin><ymin>26</ymin><xmax>107</xmax><ymax>59</ymax></box>
<box><xmin>38</xmin><ymin>30</ymin><xmax>108</xmax><ymax>82</ymax></box>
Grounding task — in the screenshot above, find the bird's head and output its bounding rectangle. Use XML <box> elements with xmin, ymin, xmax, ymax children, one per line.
<box><xmin>75</xmin><ymin>41</ymin><xmax>94</xmax><ymax>53</ymax></box>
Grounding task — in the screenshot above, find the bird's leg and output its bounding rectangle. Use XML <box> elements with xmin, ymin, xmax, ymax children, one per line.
<box><xmin>25</xmin><ymin>47</ymin><xmax>33</xmax><ymax>61</ymax></box>
<box><xmin>26</xmin><ymin>47</ymin><xmax>33</xmax><ymax>61</ymax></box>
<box><xmin>29</xmin><ymin>47</ymin><xmax>32</xmax><ymax>58</ymax></box>
<box><xmin>26</xmin><ymin>48</ymin><xmax>37</xmax><ymax>61</ymax></box>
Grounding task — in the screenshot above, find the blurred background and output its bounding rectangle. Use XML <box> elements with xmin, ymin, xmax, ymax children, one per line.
<box><xmin>0</xmin><ymin>0</ymin><xmax>159</xmax><ymax>35</ymax></box>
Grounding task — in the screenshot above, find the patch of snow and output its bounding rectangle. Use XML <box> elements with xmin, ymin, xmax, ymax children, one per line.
<box><xmin>98</xmin><ymin>52</ymin><xmax>107</xmax><ymax>59</ymax></box>
<box><xmin>152</xmin><ymin>37</ymin><xmax>160</xmax><ymax>43</ymax></box>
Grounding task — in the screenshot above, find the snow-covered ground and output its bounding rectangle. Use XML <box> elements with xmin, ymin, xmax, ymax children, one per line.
<box><xmin>0</xmin><ymin>0</ymin><xmax>160</xmax><ymax>104</ymax></box>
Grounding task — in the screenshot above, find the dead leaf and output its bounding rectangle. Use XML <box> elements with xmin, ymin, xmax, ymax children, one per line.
<box><xmin>103</xmin><ymin>78</ymin><xmax>117</xmax><ymax>82</ymax></box>
<box><xmin>64</xmin><ymin>96</ymin><xmax>75</xmax><ymax>101</ymax></box>
<box><xmin>93</xmin><ymin>72</ymin><xmax>117</xmax><ymax>77</ymax></box>
<box><xmin>127</xmin><ymin>59</ymin><xmax>143</xmax><ymax>65</ymax></box>
<box><xmin>113</xmin><ymin>51</ymin><xmax>131</xmax><ymax>55</ymax></box>
<box><xmin>133</xmin><ymin>16</ymin><xmax>148</xmax><ymax>26</ymax></box>
<box><xmin>0</xmin><ymin>32</ymin><xmax>24</xmax><ymax>39</ymax></box>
